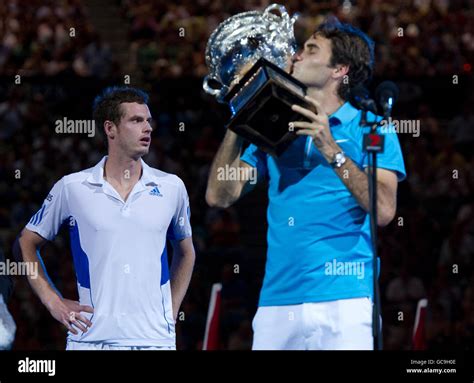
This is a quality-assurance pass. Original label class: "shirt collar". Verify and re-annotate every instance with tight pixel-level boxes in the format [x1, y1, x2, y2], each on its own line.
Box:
[328, 101, 359, 127]
[140, 159, 156, 186]
[86, 155, 155, 186]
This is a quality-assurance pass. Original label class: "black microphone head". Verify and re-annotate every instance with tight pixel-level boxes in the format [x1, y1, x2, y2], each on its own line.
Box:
[375, 81, 399, 105]
[348, 84, 377, 114]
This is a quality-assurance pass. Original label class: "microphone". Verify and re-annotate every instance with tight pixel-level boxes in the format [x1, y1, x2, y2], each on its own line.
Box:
[348, 84, 378, 115]
[375, 81, 399, 118]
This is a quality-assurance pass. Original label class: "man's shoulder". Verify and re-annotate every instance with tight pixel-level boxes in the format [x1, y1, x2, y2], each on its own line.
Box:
[144, 165, 185, 189]
[61, 167, 94, 186]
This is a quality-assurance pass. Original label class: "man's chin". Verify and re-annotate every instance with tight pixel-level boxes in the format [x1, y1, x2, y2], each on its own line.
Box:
[292, 73, 314, 88]
[292, 73, 307, 86]
[291, 68, 302, 80]
[134, 147, 149, 158]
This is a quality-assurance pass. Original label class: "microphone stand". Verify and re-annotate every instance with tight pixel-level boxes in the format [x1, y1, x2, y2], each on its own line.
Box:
[361, 109, 386, 351]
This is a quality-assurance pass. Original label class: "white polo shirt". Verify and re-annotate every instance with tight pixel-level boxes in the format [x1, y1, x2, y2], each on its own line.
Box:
[26, 156, 192, 347]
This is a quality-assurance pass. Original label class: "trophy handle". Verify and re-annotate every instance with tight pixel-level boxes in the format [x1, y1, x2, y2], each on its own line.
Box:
[263, 4, 299, 44]
[203, 75, 223, 98]
[290, 13, 300, 25]
[263, 4, 290, 24]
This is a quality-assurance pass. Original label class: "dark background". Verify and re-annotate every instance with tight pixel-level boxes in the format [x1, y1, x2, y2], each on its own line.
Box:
[0, 0, 473, 350]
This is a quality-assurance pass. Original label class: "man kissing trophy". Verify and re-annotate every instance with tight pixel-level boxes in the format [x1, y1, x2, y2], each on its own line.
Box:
[203, 4, 311, 156]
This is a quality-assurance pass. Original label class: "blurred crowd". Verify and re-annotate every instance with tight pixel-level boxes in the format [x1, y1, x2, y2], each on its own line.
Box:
[1, 0, 472, 79]
[0, 0, 116, 78]
[0, 0, 473, 350]
[119, 0, 473, 79]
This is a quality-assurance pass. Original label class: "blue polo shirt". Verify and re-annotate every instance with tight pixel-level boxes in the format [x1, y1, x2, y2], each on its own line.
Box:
[241, 102, 406, 306]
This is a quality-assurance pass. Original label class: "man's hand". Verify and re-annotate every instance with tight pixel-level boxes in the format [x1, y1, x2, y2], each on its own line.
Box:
[290, 95, 340, 162]
[46, 296, 93, 335]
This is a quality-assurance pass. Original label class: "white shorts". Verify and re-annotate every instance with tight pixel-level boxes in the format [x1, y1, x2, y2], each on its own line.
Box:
[66, 340, 175, 351]
[252, 297, 374, 350]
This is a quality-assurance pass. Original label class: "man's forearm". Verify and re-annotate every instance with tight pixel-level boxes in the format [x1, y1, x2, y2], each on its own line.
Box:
[206, 129, 244, 207]
[321, 143, 396, 225]
[170, 249, 195, 321]
[15, 238, 61, 310]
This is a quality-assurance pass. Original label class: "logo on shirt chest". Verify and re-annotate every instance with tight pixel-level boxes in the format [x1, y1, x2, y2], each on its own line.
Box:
[149, 186, 163, 197]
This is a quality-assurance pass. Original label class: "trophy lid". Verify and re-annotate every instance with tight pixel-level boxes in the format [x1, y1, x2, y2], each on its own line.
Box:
[203, 4, 298, 103]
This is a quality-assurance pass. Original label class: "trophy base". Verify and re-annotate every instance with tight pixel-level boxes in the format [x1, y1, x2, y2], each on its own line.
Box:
[225, 59, 312, 156]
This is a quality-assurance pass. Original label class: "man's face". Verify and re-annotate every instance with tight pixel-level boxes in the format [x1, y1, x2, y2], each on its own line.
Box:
[291, 34, 335, 88]
[111, 102, 153, 159]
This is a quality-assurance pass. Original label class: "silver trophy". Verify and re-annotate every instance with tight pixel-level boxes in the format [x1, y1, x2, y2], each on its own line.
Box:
[203, 4, 311, 155]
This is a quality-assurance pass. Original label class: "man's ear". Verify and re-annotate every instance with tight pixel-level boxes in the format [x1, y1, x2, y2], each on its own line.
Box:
[104, 120, 116, 140]
[332, 64, 349, 80]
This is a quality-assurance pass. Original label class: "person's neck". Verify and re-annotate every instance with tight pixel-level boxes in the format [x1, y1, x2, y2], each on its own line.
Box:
[104, 151, 142, 186]
[306, 87, 345, 116]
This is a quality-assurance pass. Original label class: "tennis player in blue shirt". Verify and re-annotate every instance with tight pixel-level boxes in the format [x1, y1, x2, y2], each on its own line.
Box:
[206, 19, 406, 350]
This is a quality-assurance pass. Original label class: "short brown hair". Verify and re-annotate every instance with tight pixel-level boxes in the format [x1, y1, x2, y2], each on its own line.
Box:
[92, 86, 149, 131]
[314, 18, 375, 100]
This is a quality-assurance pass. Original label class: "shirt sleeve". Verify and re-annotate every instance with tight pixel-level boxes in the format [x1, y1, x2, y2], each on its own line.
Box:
[167, 178, 192, 241]
[25, 177, 70, 241]
[240, 143, 268, 179]
[362, 126, 407, 182]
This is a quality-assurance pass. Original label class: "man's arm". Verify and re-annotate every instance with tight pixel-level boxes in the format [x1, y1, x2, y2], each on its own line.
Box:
[291, 95, 398, 227]
[321, 151, 398, 227]
[169, 237, 195, 321]
[14, 228, 93, 334]
[205, 130, 257, 208]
